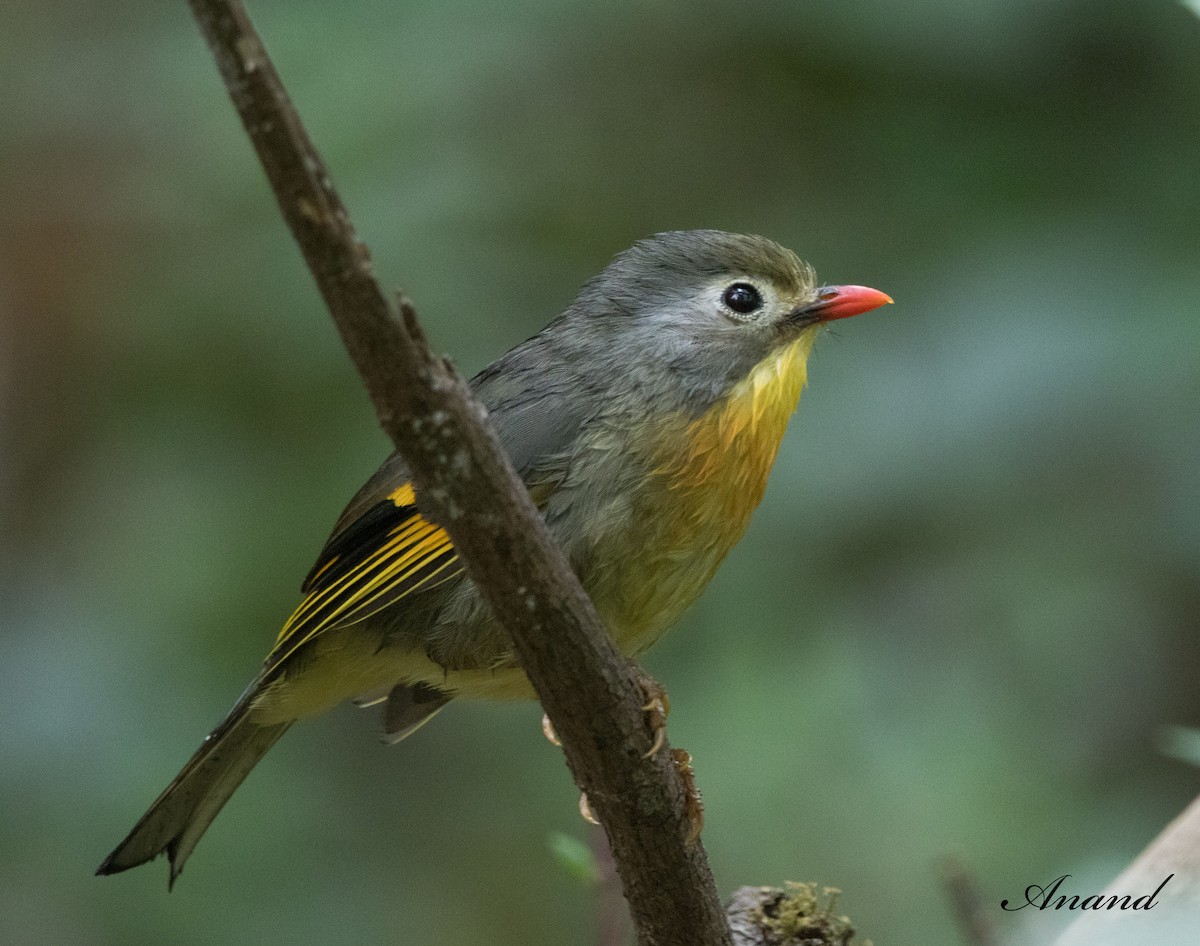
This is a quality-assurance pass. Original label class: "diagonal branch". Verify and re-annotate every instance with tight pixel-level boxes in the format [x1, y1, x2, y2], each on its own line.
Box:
[184, 2, 732, 944]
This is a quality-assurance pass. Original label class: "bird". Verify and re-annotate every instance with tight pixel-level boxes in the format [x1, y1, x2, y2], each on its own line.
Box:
[97, 229, 892, 886]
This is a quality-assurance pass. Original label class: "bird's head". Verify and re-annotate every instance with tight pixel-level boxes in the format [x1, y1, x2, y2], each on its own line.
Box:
[559, 230, 892, 414]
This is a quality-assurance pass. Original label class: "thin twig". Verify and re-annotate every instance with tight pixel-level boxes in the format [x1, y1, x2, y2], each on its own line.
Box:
[184, 2, 732, 944]
[940, 854, 1001, 946]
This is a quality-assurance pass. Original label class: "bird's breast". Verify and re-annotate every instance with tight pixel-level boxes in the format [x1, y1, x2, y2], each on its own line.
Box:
[589, 333, 816, 653]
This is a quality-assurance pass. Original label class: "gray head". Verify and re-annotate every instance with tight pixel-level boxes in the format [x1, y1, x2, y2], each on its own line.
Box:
[476, 231, 890, 424]
[544, 230, 885, 414]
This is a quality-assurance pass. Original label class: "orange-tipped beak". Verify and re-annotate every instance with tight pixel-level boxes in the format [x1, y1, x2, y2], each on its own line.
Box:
[804, 285, 894, 322]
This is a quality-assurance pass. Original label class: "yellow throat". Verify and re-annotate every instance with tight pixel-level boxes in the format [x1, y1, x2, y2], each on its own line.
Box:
[669, 330, 816, 504]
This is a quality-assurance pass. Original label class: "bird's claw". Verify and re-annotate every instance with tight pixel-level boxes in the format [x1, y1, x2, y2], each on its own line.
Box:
[578, 792, 600, 826]
[575, 750, 703, 838]
[634, 671, 671, 758]
[671, 748, 705, 843]
[547, 668, 695, 837]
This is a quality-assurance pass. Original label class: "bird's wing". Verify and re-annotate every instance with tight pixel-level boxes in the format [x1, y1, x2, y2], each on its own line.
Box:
[265, 480, 460, 671]
[266, 375, 589, 672]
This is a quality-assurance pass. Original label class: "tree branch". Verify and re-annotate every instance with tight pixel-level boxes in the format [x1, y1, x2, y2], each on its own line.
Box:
[940, 855, 1001, 946]
[185, 2, 731, 944]
[726, 884, 859, 946]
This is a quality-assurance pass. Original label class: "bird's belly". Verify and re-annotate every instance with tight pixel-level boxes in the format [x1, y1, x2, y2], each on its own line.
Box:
[585, 477, 761, 657]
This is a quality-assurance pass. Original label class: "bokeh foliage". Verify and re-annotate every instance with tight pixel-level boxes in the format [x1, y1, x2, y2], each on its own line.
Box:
[3, 0, 1200, 944]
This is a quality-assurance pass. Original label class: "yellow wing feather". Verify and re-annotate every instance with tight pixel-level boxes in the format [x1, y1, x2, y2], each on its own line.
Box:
[266, 485, 462, 671]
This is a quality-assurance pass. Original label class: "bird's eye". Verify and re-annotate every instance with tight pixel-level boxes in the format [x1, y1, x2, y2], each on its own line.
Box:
[722, 282, 763, 315]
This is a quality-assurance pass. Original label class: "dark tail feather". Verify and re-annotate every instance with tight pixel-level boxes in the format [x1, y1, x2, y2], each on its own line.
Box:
[97, 693, 290, 888]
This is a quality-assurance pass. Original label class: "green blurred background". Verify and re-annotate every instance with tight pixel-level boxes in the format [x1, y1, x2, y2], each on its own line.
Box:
[4, 0, 1200, 943]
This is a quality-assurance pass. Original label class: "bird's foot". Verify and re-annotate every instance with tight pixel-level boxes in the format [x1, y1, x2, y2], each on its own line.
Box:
[671, 748, 705, 843]
[630, 665, 671, 758]
[543, 665, 694, 837]
[628, 665, 703, 840]
[543, 666, 668, 756]
[578, 749, 703, 839]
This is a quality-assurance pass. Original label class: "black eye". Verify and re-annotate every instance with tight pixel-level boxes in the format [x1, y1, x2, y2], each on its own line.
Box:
[722, 282, 763, 315]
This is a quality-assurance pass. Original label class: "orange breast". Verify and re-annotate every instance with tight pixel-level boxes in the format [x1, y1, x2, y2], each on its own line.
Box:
[595, 333, 817, 653]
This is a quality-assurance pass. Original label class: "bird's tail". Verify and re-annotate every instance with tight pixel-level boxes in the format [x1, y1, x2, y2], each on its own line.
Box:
[97, 690, 290, 888]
